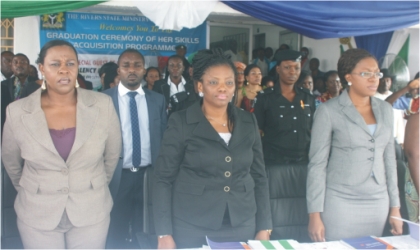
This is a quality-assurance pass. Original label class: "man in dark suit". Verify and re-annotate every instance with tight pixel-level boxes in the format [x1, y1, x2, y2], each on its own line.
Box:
[104, 49, 167, 249]
[1, 53, 39, 102]
[1, 53, 39, 132]
[1, 83, 12, 132]
[1, 51, 14, 81]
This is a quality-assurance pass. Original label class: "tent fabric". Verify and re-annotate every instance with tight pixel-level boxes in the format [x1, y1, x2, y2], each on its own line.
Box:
[355, 31, 394, 62]
[1, 1, 105, 18]
[222, 1, 419, 39]
[387, 29, 410, 56]
[397, 35, 410, 65]
[134, 0, 218, 31]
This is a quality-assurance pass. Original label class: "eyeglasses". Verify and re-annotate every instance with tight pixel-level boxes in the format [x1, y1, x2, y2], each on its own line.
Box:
[352, 72, 383, 79]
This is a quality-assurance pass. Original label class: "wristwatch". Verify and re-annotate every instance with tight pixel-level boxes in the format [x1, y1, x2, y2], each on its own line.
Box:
[158, 235, 168, 239]
[266, 229, 272, 235]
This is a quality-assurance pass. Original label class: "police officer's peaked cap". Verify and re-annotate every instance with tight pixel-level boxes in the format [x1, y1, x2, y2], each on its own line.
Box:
[274, 50, 302, 65]
[175, 44, 187, 50]
[380, 68, 396, 79]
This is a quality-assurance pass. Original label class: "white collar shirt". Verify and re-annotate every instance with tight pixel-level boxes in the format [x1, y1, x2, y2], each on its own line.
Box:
[168, 76, 186, 97]
[117, 83, 151, 168]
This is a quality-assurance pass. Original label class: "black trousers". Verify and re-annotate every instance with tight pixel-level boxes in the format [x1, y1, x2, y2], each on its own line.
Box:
[173, 216, 256, 249]
[106, 167, 148, 249]
[265, 155, 309, 165]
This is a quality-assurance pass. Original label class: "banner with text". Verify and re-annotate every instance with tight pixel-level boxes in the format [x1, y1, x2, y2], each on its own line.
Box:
[40, 12, 207, 88]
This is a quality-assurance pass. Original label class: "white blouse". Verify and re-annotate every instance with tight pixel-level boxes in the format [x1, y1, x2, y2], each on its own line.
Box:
[218, 132, 232, 145]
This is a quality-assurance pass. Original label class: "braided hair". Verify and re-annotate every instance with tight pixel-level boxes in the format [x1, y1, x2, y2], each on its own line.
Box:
[192, 48, 237, 132]
[337, 48, 376, 87]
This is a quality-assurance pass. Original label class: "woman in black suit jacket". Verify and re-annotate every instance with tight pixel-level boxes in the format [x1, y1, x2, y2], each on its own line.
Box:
[153, 49, 272, 249]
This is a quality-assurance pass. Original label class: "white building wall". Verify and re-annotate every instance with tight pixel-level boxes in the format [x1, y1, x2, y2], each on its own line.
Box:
[252, 24, 286, 50]
[301, 36, 357, 72]
[14, 16, 40, 67]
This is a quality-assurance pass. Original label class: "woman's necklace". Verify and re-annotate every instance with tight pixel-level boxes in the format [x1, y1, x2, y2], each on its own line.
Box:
[203, 109, 227, 127]
[206, 116, 227, 127]
[203, 107, 228, 127]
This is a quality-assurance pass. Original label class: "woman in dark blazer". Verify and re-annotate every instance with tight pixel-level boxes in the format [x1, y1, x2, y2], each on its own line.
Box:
[306, 49, 403, 241]
[153, 49, 272, 249]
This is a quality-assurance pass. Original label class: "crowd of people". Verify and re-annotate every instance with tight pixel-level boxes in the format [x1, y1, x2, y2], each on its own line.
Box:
[0, 39, 419, 249]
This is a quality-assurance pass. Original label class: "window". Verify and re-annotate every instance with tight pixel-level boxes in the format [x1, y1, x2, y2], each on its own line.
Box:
[1, 18, 14, 52]
[209, 24, 251, 64]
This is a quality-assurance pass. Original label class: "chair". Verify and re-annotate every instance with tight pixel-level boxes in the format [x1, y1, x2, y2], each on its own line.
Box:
[266, 162, 311, 242]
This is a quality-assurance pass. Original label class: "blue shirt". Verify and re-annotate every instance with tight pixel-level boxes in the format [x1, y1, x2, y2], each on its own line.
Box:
[367, 124, 377, 136]
[392, 95, 411, 110]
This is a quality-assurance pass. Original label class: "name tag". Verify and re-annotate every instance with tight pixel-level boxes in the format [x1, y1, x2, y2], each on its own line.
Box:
[279, 106, 285, 108]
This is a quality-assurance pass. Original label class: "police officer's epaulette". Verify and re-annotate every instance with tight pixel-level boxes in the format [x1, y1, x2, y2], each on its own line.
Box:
[298, 86, 312, 95]
[170, 91, 189, 103]
[259, 87, 274, 95]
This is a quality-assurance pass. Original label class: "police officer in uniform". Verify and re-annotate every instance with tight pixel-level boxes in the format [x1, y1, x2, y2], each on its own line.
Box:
[169, 52, 202, 115]
[254, 50, 315, 164]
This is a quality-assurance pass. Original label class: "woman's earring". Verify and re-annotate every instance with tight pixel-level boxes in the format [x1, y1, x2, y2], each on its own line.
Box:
[41, 76, 46, 90]
[199, 92, 203, 97]
[75, 80, 80, 88]
[348, 81, 352, 86]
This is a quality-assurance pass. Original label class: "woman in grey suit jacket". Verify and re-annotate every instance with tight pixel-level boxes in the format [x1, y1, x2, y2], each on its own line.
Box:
[1, 40, 122, 249]
[153, 50, 272, 249]
[306, 49, 403, 241]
